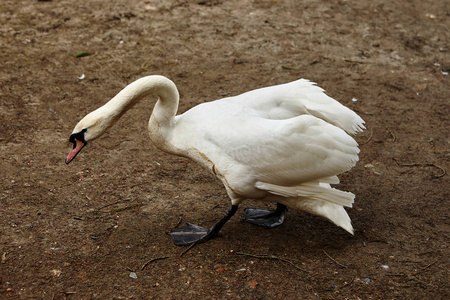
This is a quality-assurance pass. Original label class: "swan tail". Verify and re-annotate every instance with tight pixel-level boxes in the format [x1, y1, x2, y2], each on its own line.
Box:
[277, 197, 354, 234]
[255, 181, 355, 208]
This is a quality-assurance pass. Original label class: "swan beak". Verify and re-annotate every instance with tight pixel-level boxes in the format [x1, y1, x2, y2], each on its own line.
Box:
[65, 138, 86, 164]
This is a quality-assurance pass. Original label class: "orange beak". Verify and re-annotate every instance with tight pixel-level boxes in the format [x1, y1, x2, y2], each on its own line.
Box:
[65, 138, 86, 164]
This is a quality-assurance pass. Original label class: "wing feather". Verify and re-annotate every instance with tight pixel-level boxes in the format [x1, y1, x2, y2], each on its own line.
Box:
[233, 79, 365, 135]
[204, 114, 359, 186]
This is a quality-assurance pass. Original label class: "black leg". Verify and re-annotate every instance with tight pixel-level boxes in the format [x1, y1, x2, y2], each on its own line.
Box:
[243, 203, 287, 229]
[167, 205, 238, 246]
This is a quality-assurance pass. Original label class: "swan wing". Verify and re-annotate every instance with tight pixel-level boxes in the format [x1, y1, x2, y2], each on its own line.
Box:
[231, 79, 365, 135]
[203, 113, 360, 187]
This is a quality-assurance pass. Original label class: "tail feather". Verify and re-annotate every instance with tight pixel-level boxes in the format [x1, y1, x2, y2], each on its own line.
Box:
[278, 197, 354, 234]
[256, 180, 355, 234]
[255, 181, 355, 208]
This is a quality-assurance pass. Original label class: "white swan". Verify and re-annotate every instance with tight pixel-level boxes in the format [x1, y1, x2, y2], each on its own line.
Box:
[66, 75, 365, 245]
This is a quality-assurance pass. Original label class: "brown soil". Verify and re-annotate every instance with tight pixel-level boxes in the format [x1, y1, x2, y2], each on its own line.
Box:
[1, 0, 449, 299]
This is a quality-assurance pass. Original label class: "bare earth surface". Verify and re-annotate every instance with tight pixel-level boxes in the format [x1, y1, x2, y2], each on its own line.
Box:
[1, 0, 449, 298]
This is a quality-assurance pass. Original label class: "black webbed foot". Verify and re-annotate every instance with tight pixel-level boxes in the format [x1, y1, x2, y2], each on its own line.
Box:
[167, 223, 209, 246]
[167, 205, 238, 246]
[243, 203, 287, 229]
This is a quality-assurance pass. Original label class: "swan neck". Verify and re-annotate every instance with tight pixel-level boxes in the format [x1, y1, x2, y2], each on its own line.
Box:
[109, 75, 179, 124]
[74, 76, 179, 143]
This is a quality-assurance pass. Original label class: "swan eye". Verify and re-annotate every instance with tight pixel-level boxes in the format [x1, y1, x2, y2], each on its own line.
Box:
[69, 128, 87, 144]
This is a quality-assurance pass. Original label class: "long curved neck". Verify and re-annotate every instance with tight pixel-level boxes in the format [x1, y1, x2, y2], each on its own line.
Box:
[104, 75, 179, 128]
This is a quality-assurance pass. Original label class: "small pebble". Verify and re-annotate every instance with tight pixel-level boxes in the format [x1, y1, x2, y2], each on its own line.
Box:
[362, 278, 371, 283]
[129, 272, 138, 279]
[381, 265, 389, 270]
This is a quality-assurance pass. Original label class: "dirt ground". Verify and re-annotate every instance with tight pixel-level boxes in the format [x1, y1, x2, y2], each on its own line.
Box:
[0, 0, 449, 298]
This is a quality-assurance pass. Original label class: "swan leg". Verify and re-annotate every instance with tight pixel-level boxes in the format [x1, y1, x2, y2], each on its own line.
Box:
[167, 205, 238, 246]
[243, 203, 287, 229]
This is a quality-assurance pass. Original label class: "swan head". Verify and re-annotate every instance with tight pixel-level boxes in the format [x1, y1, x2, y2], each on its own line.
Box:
[65, 110, 110, 164]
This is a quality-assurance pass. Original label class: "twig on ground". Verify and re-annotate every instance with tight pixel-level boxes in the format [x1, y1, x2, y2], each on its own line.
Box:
[386, 127, 396, 142]
[344, 58, 367, 64]
[340, 277, 355, 288]
[421, 261, 438, 270]
[109, 204, 140, 213]
[414, 260, 438, 274]
[322, 250, 348, 268]
[233, 252, 308, 272]
[96, 201, 121, 211]
[393, 159, 446, 178]
[141, 256, 169, 270]
[360, 128, 373, 145]
[129, 183, 147, 189]
[179, 243, 197, 257]
[174, 217, 182, 229]
[210, 204, 220, 211]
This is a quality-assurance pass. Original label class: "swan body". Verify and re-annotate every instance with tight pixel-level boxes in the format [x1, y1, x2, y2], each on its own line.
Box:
[66, 75, 364, 244]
